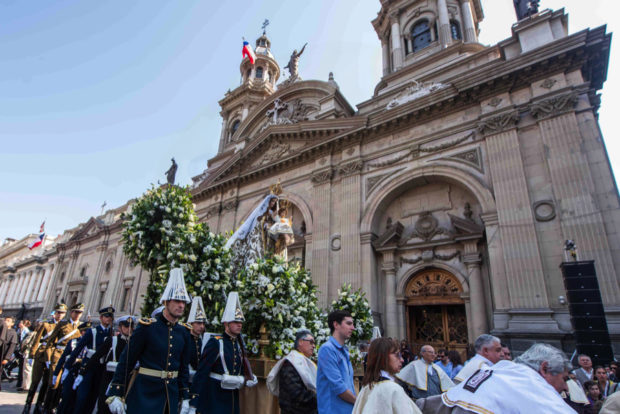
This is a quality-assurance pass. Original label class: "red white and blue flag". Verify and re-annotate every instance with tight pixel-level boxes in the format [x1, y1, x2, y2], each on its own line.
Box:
[28, 221, 45, 250]
[242, 40, 256, 64]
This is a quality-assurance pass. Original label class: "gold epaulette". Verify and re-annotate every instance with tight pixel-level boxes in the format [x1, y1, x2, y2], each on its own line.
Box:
[139, 317, 155, 325]
[183, 323, 192, 330]
[213, 335, 223, 340]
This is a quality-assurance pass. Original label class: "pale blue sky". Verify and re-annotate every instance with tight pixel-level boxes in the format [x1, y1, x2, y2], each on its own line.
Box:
[2, 0, 619, 240]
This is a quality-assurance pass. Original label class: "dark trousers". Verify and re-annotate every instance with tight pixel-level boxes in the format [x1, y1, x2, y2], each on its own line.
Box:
[57, 372, 77, 414]
[72, 370, 99, 414]
[26, 359, 49, 405]
[17, 356, 24, 386]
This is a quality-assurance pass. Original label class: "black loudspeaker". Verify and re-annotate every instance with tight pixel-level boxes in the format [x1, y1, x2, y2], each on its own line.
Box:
[560, 260, 614, 366]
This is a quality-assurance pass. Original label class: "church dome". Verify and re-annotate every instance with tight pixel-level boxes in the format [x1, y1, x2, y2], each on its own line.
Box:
[255, 33, 274, 59]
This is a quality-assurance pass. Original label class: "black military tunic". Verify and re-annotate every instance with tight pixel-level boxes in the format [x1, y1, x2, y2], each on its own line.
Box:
[188, 331, 202, 371]
[108, 312, 192, 414]
[190, 332, 244, 414]
[81, 334, 129, 414]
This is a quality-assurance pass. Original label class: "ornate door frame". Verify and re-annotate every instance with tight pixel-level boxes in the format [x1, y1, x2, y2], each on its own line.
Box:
[404, 268, 469, 355]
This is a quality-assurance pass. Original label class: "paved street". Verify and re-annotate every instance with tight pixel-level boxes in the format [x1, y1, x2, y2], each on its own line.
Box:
[0, 380, 28, 414]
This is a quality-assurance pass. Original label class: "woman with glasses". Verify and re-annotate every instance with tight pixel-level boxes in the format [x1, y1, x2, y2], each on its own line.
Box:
[352, 338, 422, 414]
[267, 329, 318, 414]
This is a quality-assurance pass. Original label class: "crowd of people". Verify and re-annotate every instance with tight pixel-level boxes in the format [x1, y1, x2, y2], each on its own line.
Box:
[1, 268, 619, 414]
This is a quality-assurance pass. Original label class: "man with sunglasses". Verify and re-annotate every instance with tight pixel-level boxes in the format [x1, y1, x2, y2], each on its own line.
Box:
[267, 329, 318, 414]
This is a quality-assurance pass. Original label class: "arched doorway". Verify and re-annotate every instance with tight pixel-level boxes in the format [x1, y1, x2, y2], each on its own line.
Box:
[405, 268, 468, 358]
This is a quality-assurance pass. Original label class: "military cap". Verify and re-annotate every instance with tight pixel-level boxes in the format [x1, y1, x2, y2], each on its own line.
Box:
[70, 303, 85, 312]
[116, 315, 135, 326]
[99, 306, 115, 317]
[78, 321, 92, 331]
[54, 303, 68, 312]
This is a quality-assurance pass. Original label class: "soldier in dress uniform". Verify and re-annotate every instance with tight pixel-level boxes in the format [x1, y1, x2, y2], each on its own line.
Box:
[51, 322, 92, 414]
[186, 297, 207, 371]
[67, 306, 114, 414]
[106, 268, 193, 414]
[41, 303, 85, 413]
[80, 315, 135, 414]
[186, 292, 258, 414]
[23, 304, 67, 414]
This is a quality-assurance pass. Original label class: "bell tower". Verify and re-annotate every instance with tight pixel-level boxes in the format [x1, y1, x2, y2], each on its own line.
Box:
[372, 0, 484, 75]
[217, 30, 281, 153]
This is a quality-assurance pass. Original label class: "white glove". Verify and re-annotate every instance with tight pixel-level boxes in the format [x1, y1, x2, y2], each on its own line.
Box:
[179, 400, 192, 414]
[73, 374, 83, 390]
[107, 397, 126, 414]
[246, 374, 258, 388]
[61, 369, 70, 383]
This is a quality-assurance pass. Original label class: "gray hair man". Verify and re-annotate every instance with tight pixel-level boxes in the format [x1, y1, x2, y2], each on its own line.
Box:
[453, 334, 502, 384]
[416, 343, 575, 414]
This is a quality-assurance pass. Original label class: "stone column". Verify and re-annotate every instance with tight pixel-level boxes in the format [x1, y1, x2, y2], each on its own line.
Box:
[460, 0, 477, 43]
[463, 242, 488, 337]
[338, 160, 362, 290]
[381, 250, 399, 338]
[311, 169, 333, 307]
[0, 279, 8, 304]
[389, 13, 403, 70]
[530, 94, 620, 304]
[437, 0, 452, 48]
[35, 267, 51, 302]
[360, 233, 377, 309]
[14, 275, 26, 304]
[480, 110, 549, 309]
[23, 270, 37, 303]
[381, 40, 390, 75]
[397, 297, 407, 340]
[5, 277, 16, 304]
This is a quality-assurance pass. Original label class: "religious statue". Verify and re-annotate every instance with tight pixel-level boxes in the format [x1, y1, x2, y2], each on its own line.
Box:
[165, 158, 178, 185]
[284, 43, 307, 81]
[513, 0, 540, 21]
[225, 181, 295, 276]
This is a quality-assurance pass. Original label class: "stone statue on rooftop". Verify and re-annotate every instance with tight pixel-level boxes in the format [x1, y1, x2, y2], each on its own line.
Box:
[284, 43, 307, 81]
[513, 0, 540, 21]
[165, 158, 178, 185]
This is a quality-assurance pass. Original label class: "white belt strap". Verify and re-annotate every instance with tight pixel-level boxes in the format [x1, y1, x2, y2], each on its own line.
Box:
[58, 329, 79, 344]
[210, 372, 224, 380]
[91, 328, 97, 352]
[218, 339, 229, 375]
[112, 336, 117, 362]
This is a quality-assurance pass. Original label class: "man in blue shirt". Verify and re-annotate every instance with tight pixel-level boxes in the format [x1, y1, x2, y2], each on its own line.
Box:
[317, 310, 356, 414]
[435, 349, 453, 377]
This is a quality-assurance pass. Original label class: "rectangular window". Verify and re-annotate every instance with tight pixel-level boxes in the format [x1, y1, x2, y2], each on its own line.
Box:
[121, 287, 131, 312]
[98, 290, 105, 310]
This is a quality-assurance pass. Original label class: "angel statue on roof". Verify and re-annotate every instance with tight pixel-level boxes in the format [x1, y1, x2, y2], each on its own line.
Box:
[225, 180, 296, 277]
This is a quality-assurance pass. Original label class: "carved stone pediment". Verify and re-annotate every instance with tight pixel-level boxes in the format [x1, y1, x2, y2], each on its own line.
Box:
[373, 221, 404, 249]
[260, 98, 319, 132]
[70, 218, 104, 242]
[449, 213, 483, 236]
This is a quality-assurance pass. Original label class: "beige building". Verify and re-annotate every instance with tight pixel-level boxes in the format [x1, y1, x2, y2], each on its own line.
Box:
[2, 0, 619, 356]
[190, 1, 620, 355]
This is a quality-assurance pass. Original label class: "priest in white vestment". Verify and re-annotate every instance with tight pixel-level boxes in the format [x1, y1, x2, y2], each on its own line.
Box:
[453, 334, 502, 384]
[352, 338, 421, 414]
[415, 343, 577, 414]
[396, 345, 454, 399]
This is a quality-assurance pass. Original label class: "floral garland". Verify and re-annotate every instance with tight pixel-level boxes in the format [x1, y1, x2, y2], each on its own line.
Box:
[237, 257, 330, 360]
[330, 283, 374, 363]
[121, 185, 232, 323]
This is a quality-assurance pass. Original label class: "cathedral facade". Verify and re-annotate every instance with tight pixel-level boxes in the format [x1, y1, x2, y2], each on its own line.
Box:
[1, 0, 619, 356]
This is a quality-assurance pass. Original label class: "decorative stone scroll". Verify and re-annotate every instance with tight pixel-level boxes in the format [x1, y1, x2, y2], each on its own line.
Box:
[205, 205, 220, 219]
[533, 200, 556, 222]
[419, 131, 475, 153]
[311, 169, 333, 185]
[446, 147, 483, 172]
[400, 249, 460, 267]
[221, 200, 238, 212]
[258, 139, 291, 165]
[338, 160, 363, 177]
[529, 91, 579, 121]
[477, 111, 519, 135]
[386, 81, 450, 110]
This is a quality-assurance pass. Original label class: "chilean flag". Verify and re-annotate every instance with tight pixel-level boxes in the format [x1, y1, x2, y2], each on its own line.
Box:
[28, 221, 45, 250]
[242, 40, 256, 64]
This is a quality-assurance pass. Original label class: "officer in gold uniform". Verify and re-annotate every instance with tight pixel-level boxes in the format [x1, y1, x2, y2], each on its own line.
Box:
[41, 303, 84, 413]
[23, 303, 67, 414]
